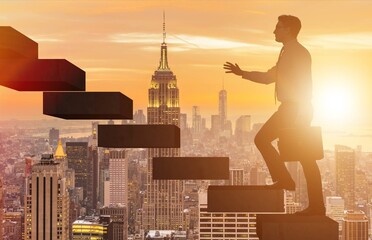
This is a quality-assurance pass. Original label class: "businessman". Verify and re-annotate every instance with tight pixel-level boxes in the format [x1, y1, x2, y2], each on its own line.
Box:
[224, 15, 325, 215]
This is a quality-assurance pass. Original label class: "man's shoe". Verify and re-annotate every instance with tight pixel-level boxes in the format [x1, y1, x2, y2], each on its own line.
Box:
[295, 207, 325, 216]
[268, 181, 295, 191]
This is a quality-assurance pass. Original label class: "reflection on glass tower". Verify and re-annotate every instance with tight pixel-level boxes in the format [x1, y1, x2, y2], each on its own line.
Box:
[142, 13, 184, 231]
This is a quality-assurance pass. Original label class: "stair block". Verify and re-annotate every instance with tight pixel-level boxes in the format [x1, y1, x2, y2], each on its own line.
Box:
[152, 157, 229, 180]
[1, 59, 85, 91]
[0, 26, 38, 59]
[43, 92, 132, 119]
[207, 185, 284, 212]
[256, 214, 338, 240]
[98, 124, 180, 148]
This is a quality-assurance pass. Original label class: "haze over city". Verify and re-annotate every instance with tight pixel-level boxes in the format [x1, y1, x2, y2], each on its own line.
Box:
[1, 1, 372, 150]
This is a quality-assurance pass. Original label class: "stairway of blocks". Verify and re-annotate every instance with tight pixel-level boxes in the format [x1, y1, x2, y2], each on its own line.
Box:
[0, 26, 339, 240]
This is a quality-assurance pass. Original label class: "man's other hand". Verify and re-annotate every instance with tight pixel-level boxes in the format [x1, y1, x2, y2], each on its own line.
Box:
[224, 62, 243, 76]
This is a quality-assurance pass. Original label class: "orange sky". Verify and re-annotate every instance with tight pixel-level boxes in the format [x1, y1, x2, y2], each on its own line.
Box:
[1, 1, 372, 133]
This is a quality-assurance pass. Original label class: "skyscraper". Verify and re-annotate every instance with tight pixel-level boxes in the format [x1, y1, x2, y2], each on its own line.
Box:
[326, 196, 345, 238]
[0, 178, 3, 240]
[192, 106, 202, 139]
[100, 205, 127, 240]
[108, 150, 128, 206]
[24, 154, 69, 240]
[335, 145, 355, 210]
[143, 13, 184, 230]
[229, 168, 244, 185]
[219, 88, 227, 129]
[235, 115, 251, 145]
[49, 128, 59, 149]
[342, 210, 368, 240]
[134, 109, 146, 124]
[66, 142, 93, 211]
[198, 190, 258, 240]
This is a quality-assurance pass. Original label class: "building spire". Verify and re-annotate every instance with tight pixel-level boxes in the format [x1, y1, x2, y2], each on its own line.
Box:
[163, 10, 166, 44]
[158, 11, 170, 71]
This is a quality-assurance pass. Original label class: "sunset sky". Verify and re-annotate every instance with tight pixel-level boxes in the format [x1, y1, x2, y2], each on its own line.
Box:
[1, 1, 372, 148]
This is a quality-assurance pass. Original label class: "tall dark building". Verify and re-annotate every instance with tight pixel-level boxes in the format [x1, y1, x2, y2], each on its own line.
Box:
[0, 178, 3, 240]
[134, 109, 146, 124]
[335, 145, 355, 210]
[100, 205, 127, 240]
[48, 128, 59, 148]
[142, 13, 184, 230]
[66, 142, 93, 211]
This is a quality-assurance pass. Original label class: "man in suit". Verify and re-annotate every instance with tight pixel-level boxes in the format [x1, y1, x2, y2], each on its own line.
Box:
[224, 15, 325, 215]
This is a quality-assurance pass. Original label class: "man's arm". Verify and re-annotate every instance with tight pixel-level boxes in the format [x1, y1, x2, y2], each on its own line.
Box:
[224, 62, 276, 84]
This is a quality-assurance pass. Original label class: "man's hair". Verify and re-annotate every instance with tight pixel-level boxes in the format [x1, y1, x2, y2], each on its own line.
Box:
[278, 15, 301, 37]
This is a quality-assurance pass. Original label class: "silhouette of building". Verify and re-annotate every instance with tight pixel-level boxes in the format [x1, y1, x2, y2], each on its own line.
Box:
[326, 196, 345, 238]
[198, 190, 258, 240]
[142, 13, 184, 230]
[66, 142, 93, 211]
[108, 150, 128, 207]
[235, 115, 251, 145]
[211, 114, 220, 139]
[229, 168, 244, 185]
[100, 205, 127, 240]
[192, 106, 202, 140]
[335, 145, 355, 210]
[48, 128, 59, 149]
[219, 88, 227, 129]
[342, 210, 368, 240]
[99, 150, 110, 206]
[0, 178, 3, 240]
[179, 113, 188, 130]
[24, 154, 69, 240]
[134, 109, 146, 124]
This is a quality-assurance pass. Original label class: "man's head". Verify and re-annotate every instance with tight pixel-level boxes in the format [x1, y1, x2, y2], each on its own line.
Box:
[274, 15, 301, 43]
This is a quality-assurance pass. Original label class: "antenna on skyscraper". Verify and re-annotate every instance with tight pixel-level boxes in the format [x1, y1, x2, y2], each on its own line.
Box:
[163, 10, 166, 44]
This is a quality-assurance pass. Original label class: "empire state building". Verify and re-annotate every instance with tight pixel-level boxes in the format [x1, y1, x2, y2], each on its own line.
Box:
[142, 14, 184, 230]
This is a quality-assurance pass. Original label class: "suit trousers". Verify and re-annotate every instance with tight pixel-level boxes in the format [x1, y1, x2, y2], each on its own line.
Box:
[254, 102, 324, 208]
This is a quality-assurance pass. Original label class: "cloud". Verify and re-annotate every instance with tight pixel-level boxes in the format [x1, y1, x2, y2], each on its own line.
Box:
[29, 35, 63, 43]
[85, 67, 149, 74]
[304, 32, 372, 50]
[109, 32, 276, 52]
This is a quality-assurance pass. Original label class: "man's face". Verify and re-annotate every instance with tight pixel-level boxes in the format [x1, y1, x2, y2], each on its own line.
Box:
[273, 21, 290, 43]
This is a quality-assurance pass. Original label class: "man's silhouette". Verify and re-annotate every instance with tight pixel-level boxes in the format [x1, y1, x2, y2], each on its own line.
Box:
[224, 15, 325, 215]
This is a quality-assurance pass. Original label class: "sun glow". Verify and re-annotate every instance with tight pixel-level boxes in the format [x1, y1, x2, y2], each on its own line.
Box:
[313, 79, 357, 126]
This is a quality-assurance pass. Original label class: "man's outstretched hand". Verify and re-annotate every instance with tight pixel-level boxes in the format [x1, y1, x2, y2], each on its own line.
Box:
[224, 62, 243, 76]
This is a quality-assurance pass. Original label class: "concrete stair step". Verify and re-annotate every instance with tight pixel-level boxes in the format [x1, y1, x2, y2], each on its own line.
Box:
[98, 124, 180, 148]
[256, 214, 338, 240]
[0, 26, 38, 59]
[43, 92, 132, 119]
[0, 59, 85, 91]
[152, 157, 229, 180]
[207, 185, 284, 212]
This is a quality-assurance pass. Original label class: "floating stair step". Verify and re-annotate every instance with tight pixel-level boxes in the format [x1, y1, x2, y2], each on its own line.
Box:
[207, 185, 284, 212]
[256, 214, 338, 240]
[98, 124, 180, 148]
[0, 26, 38, 59]
[0, 59, 85, 91]
[43, 92, 132, 119]
[152, 157, 229, 180]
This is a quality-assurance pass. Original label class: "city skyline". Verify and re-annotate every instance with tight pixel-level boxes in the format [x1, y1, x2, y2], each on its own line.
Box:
[0, 1, 372, 130]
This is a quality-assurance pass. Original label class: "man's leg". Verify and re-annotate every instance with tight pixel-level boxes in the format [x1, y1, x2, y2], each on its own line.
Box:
[254, 109, 294, 186]
[298, 159, 325, 215]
